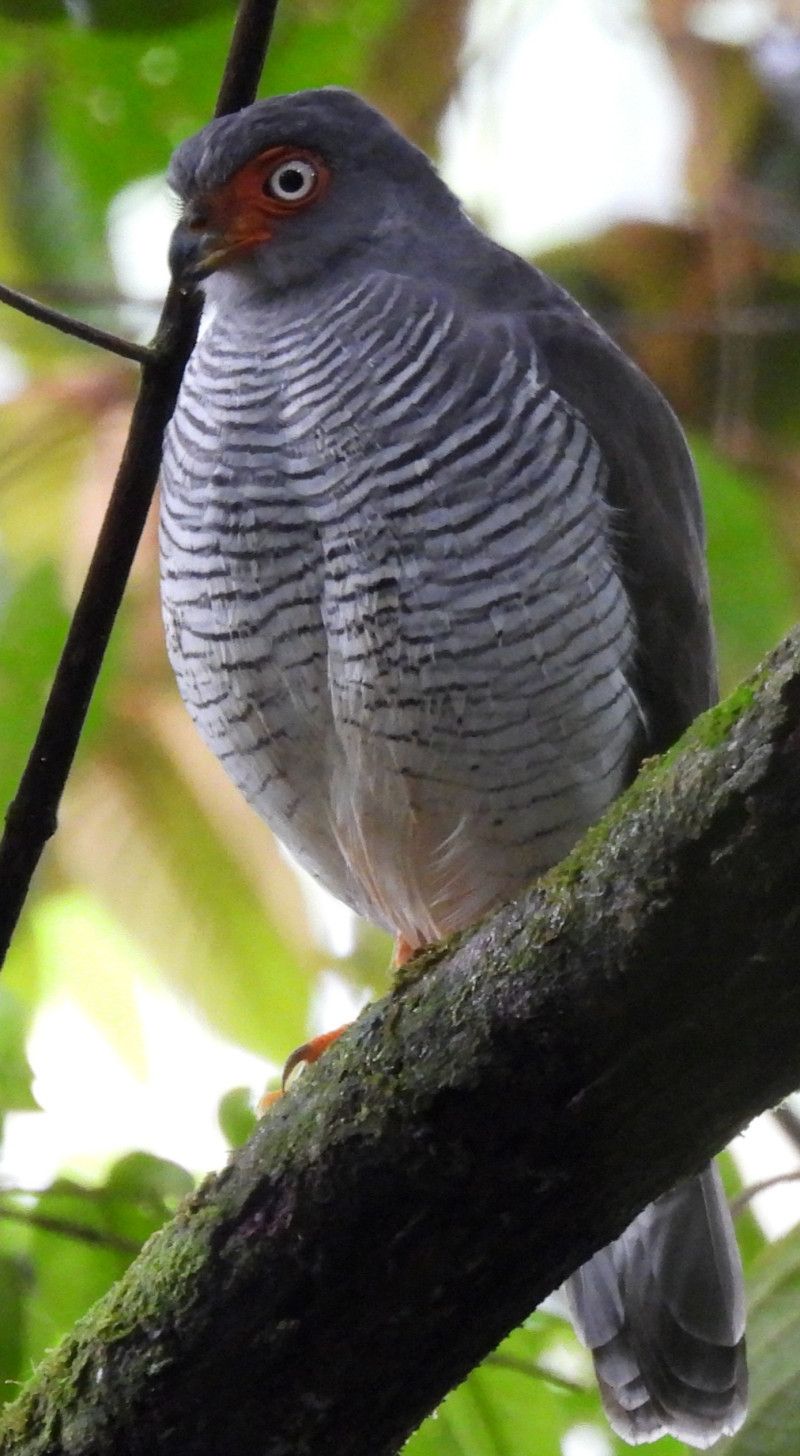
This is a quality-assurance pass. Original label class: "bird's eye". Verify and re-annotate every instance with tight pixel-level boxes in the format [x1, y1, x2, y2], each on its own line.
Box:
[265, 158, 319, 203]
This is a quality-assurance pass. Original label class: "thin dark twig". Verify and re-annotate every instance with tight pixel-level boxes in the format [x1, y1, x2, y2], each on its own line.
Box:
[0, 0, 281, 965]
[0, 1204, 141, 1255]
[486, 1352, 589, 1396]
[774, 1103, 800, 1153]
[14, 284, 800, 342]
[0, 280, 154, 365]
[0, 1182, 188, 1210]
[730, 1169, 800, 1218]
[214, 0, 278, 117]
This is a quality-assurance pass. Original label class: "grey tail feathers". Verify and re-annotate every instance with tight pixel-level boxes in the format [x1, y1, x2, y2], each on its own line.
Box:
[566, 1162, 747, 1447]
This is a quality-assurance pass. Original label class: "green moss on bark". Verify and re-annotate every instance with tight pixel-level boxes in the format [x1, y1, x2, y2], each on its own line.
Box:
[2, 628, 800, 1456]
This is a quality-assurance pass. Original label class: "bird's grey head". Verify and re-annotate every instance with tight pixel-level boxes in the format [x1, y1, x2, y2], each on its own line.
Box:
[167, 87, 461, 299]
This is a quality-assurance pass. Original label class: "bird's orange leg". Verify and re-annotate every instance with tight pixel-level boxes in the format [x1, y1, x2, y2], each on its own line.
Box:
[258, 1025, 350, 1113]
[259, 933, 417, 1112]
[281, 1023, 350, 1086]
[394, 934, 416, 967]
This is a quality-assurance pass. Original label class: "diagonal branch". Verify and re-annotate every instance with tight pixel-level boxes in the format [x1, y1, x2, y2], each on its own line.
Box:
[1, 629, 799, 1456]
[0, 0, 281, 965]
[773, 1101, 800, 1152]
[0, 1205, 141, 1256]
[0, 281, 154, 364]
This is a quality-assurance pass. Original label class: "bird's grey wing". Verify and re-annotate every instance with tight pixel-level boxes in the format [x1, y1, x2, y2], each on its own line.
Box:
[566, 1166, 747, 1446]
[473, 270, 747, 1440]
[516, 294, 745, 1445]
[530, 299, 717, 751]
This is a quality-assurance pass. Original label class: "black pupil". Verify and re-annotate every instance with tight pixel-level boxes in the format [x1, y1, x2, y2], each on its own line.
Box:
[276, 166, 307, 195]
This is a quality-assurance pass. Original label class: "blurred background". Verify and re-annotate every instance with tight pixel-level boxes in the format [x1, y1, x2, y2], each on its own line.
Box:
[1, 1, 800, 1452]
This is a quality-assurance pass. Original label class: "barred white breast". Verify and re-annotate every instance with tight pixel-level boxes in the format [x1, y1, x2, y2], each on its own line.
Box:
[160, 269, 641, 948]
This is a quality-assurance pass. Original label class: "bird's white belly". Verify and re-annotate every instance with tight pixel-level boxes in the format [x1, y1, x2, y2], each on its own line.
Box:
[160, 280, 641, 949]
[162, 532, 639, 952]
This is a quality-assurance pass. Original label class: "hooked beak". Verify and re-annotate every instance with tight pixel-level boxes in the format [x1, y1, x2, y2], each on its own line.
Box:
[169, 201, 271, 289]
[168, 222, 216, 288]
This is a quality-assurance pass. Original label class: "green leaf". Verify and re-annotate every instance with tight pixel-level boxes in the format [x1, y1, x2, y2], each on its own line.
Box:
[266, 0, 407, 96]
[0, 560, 70, 820]
[6, 72, 109, 283]
[717, 1149, 769, 1272]
[64, 719, 317, 1060]
[14, 1155, 193, 1376]
[31, 892, 150, 1076]
[0, 0, 408, 259]
[40, 17, 233, 235]
[720, 1225, 800, 1456]
[218, 1086, 257, 1149]
[0, 1253, 30, 1400]
[0, 554, 120, 815]
[105, 1150, 194, 1209]
[692, 437, 797, 690]
[749, 277, 800, 448]
[406, 1317, 599, 1456]
[23, 1179, 138, 1365]
[0, 985, 38, 1114]
[0, 2, 233, 30]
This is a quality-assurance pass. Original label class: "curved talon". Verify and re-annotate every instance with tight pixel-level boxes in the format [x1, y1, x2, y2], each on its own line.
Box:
[262, 940, 412, 1112]
[281, 1023, 351, 1090]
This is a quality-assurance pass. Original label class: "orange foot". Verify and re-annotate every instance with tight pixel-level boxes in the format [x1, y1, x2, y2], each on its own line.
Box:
[258, 1024, 350, 1113]
[258, 933, 423, 1114]
[281, 1023, 350, 1087]
[394, 934, 417, 967]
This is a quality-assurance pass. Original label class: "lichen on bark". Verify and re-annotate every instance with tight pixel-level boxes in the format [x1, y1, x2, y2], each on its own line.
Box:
[2, 627, 800, 1456]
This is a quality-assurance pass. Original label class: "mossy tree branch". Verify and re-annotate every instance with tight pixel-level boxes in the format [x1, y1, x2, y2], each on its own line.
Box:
[2, 629, 800, 1456]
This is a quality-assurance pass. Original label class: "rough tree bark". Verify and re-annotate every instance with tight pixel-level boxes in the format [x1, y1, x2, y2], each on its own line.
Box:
[0, 628, 798, 1456]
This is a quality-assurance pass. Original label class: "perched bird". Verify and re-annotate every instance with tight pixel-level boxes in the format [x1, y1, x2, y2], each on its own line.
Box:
[160, 88, 746, 1446]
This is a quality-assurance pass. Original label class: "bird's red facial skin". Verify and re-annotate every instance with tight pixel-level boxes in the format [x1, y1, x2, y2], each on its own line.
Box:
[192, 146, 329, 265]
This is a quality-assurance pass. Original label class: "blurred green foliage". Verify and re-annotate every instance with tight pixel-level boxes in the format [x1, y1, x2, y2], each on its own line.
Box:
[217, 1084, 257, 1147]
[696, 437, 797, 688]
[0, 985, 38, 1122]
[721, 1221, 800, 1456]
[0, 0, 407, 269]
[0, 1151, 194, 1387]
[0, 2, 234, 26]
[0, 563, 70, 813]
[0, 0, 798, 1451]
[407, 1318, 604, 1456]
